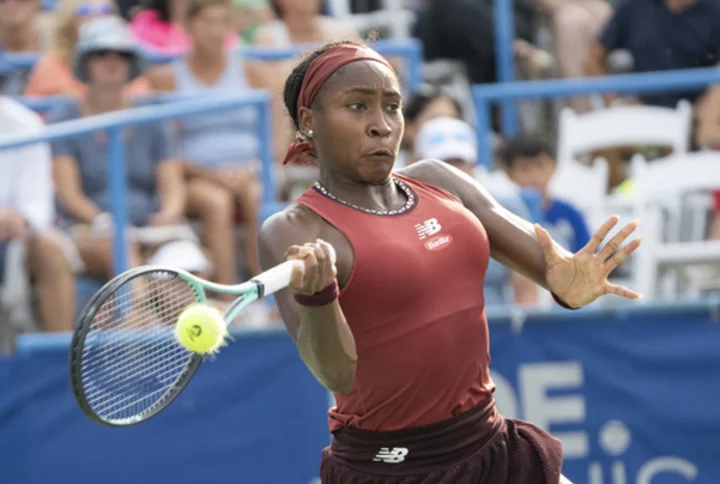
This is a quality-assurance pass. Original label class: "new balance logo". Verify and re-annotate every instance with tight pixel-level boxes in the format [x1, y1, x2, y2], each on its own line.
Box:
[373, 447, 409, 464]
[415, 218, 441, 240]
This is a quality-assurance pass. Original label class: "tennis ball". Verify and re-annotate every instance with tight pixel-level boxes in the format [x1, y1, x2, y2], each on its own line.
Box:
[175, 304, 228, 355]
[617, 179, 636, 195]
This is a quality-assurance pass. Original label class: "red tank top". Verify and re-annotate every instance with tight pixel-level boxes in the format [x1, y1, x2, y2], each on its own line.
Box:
[296, 174, 495, 432]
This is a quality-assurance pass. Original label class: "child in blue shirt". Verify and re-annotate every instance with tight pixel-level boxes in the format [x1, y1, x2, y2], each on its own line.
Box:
[501, 133, 591, 253]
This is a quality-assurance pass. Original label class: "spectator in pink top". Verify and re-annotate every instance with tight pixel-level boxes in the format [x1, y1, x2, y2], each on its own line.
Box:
[24, 0, 150, 97]
[130, 0, 237, 55]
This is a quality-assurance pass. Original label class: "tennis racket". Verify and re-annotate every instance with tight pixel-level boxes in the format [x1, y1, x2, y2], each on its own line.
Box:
[69, 244, 336, 427]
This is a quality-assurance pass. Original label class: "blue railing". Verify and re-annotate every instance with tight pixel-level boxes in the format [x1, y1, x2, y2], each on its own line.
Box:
[5, 39, 424, 94]
[0, 39, 423, 282]
[0, 92, 273, 276]
[493, 0, 518, 134]
[472, 66, 720, 168]
[11, 297, 720, 354]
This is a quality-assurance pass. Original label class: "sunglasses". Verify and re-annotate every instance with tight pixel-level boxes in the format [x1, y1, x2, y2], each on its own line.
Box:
[75, 3, 113, 16]
[87, 49, 133, 60]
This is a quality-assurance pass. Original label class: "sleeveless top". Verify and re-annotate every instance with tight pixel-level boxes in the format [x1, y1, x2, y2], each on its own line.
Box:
[171, 54, 259, 168]
[296, 174, 495, 432]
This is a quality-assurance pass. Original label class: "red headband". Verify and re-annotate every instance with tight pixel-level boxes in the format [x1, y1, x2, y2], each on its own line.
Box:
[282, 43, 395, 165]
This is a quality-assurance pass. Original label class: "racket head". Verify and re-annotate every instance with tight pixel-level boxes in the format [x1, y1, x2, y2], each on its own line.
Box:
[69, 266, 208, 427]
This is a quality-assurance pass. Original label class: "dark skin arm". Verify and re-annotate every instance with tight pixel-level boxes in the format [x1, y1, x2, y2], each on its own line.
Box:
[260, 160, 640, 392]
[401, 159, 642, 307]
[260, 160, 553, 394]
[401, 159, 563, 291]
[258, 206, 357, 393]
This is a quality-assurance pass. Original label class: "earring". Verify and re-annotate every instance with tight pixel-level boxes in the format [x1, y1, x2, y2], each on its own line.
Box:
[306, 130, 314, 139]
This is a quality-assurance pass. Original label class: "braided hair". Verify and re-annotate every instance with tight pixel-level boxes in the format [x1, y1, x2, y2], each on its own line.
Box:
[282, 40, 355, 132]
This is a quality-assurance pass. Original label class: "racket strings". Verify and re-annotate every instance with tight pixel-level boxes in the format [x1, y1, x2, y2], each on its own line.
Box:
[79, 272, 200, 423]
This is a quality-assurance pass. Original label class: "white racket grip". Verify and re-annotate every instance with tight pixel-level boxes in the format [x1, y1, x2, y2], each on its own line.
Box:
[253, 244, 337, 297]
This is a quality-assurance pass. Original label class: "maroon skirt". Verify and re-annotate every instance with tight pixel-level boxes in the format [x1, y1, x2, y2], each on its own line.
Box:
[320, 399, 563, 484]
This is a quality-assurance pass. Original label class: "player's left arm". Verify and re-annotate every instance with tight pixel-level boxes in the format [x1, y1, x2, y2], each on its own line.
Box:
[402, 159, 572, 291]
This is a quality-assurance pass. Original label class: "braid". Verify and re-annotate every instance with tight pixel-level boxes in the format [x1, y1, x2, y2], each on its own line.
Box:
[283, 40, 356, 130]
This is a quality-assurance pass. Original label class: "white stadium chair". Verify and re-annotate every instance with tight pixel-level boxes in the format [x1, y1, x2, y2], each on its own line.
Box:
[549, 156, 610, 231]
[551, 101, 694, 302]
[556, 101, 692, 167]
[630, 152, 720, 299]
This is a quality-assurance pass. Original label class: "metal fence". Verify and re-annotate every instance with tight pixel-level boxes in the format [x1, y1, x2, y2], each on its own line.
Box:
[0, 92, 272, 275]
[0, 39, 424, 275]
[473, 66, 720, 168]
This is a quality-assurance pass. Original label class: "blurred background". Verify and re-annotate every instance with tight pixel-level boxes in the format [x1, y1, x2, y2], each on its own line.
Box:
[1, 0, 720, 482]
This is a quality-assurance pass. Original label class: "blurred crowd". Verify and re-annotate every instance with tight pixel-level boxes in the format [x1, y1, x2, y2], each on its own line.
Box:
[0, 0, 719, 339]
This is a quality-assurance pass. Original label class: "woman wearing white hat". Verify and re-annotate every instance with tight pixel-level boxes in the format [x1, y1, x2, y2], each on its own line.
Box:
[48, 16, 210, 282]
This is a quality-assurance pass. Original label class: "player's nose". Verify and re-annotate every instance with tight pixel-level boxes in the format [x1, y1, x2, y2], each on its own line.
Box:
[367, 112, 393, 138]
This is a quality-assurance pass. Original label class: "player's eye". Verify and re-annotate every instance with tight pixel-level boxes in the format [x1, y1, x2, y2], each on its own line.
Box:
[387, 103, 401, 113]
[348, 102, 366, 111]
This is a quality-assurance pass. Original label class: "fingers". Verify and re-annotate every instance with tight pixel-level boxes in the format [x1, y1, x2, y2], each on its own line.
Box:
[289, 259, 305, 290]
[284, 245, 313, 291]
[583, 215, 620, 255]
[534, 224, 560, 265]
[596, 218, 639, 261]
[308, 243, 326, 292]
[284, 239, 336, 295]
[605, 281, 642, 300]
[604, 236, 643, 274]
[316, 239, 338, 278]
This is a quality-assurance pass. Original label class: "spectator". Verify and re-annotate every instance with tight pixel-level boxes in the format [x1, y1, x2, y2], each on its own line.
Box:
[536, 0, 612, 112]
[412, 0, 547, 85]
[252, 0, 359, 47]
[0, 82, 76, 332]
[0, 0, 44, 95]
[414, 117, 538, 307]
[147, 0, 265, 279]
[401, 86, 464, 166]
[251, 0, 360, 122]
[0, 0, 43, 52]
[585, 0, 720, 108]
[48, 17, 208, 281]
[232, 0, 275, 44]
[130, 0, 238, 54]
[501, 133, 591, 253]
[696, 64, 720, 148]
[696, 82, 720, 241]
[25, 0, 150, 96]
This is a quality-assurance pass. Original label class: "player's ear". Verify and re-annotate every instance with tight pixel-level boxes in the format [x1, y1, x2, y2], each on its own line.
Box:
[297, 106, 314, 139]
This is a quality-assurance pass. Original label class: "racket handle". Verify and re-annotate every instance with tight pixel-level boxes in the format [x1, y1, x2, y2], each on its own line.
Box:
[253, 244, 337, 297]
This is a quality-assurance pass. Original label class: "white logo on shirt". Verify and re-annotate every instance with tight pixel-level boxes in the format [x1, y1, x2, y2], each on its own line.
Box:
[415, 218, 441, 240]
[373, 447, 409, 463]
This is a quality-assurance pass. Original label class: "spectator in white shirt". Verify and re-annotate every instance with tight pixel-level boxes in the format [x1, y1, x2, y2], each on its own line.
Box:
[0, 93, 76, 332]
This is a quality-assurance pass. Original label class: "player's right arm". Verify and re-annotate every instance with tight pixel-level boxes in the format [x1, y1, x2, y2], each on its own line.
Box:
[258, 206, 357, 394]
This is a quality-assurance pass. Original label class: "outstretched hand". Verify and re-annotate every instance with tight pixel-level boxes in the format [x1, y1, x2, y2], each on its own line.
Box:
[534, 216, 643, 309]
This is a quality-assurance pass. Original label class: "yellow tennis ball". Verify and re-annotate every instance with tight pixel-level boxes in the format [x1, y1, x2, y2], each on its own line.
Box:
[617, 178, 636, 195]
[175, 304, 228, 354]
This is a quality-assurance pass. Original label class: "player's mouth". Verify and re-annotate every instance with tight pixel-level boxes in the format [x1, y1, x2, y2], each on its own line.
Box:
[365, 149, 394, 159]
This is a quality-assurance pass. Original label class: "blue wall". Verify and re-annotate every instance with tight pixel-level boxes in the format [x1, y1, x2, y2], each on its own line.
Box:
[2, 304, 719, 484]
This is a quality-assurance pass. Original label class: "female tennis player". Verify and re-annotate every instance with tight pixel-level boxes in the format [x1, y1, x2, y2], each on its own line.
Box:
[259, 41, 642, 484]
